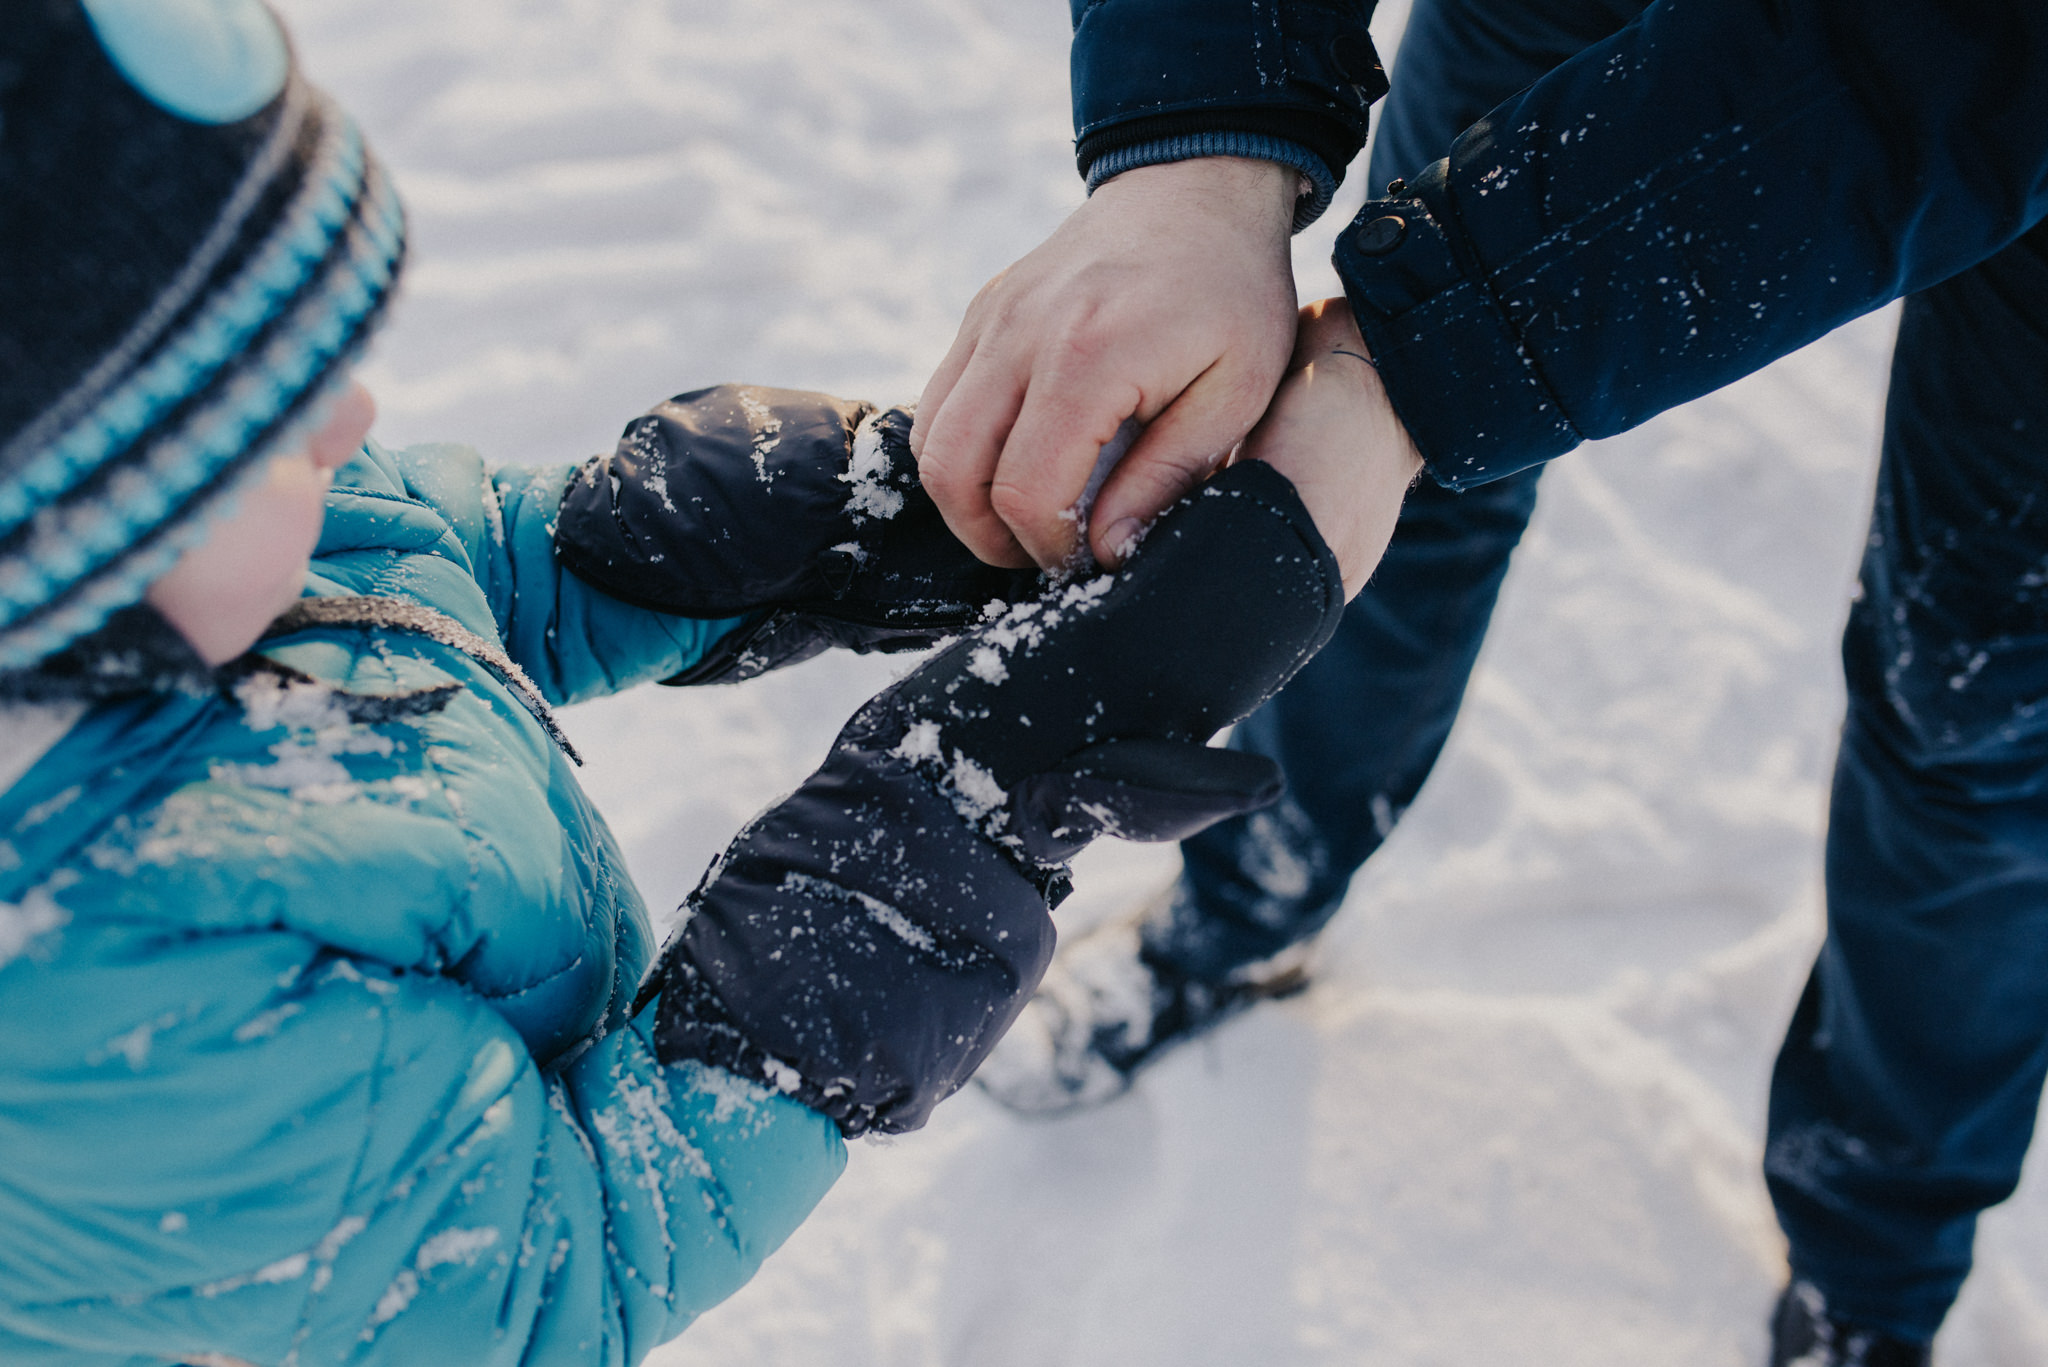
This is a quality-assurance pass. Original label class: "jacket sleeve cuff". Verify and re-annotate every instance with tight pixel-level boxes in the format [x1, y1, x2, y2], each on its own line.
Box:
[1084, 133, 1336, 231]
[1333, 170, 1583, 490]
[1069, 0, 1384, 223]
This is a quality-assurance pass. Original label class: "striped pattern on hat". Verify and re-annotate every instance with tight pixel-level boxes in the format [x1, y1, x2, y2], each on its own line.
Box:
[0, 3, 406, 669]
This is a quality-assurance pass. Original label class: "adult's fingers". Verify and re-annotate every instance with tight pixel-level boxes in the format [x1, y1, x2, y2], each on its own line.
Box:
[1084, 355, 1283, 565]
[910, 334, 973, 462]
[915, 158, 1300, 570]
[914, 341, 1038, 568]
[987, 361, 1149, 570]
[910, 270, 1006, 461]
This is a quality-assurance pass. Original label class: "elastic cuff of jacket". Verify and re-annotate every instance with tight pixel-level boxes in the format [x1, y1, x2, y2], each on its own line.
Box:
[1332, 176, 1582, 490]
[1076, 106, 1364, 230]
[1085, 133, 1336, 232]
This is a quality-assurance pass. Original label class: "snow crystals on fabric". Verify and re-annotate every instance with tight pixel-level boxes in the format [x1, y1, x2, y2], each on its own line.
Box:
[890, 717, 1011, 828]
[224, 672, 393, 803]
[415, 1226, 500, 1271]
[366, 1270, 419, 1330]
[841, 409, 906, 522]
[945, 752, 1006, 823]
[757, 1055, 803, 1096]
[674, 1058, 776, 1126]
[0, 880, 68, 969]
[781, 871, 934, 952]
[975, 573, 1114, 666]
[477, 466, 510, 550]
[590, 1058, 724, 1255]
[309, 1215, 367, 1294]
[233, 1001, 305, 1043]
[96, 1009, 181, 1070]
[882, 570, 1122, 833]
[965, 645, 1008, 685]
[623, 416, 678, 513]
[362, 1227, 501, 1335]
[199, 1236, 333, 1299]
[735, 389, 784, 485]
[18, 784, 83, 829]
[891, 719, 943, 764]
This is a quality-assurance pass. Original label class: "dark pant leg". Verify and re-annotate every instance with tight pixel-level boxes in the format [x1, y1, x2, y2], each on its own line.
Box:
[1157, 0, 1651, 981]
[1766, 219, 2048, 1343]
[1161, 470, 1539, 975]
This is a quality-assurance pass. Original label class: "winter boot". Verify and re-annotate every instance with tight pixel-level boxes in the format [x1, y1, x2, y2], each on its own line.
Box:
[1769, 1282, 1933, 1367]
[975, 880, 1310, 1115]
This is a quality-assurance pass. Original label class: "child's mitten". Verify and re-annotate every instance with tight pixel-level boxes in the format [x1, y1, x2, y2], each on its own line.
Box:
[554, 385, 1042, 683]
[642, 459, 1345, 1135]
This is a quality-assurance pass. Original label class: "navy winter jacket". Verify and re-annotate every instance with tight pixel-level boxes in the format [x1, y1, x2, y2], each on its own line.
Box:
[1074, 0, 2048, 487]
[1069, 0, 1383, 224]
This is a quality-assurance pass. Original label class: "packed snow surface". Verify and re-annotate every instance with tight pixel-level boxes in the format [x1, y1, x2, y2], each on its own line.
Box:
[278, 0, 2048, 1361]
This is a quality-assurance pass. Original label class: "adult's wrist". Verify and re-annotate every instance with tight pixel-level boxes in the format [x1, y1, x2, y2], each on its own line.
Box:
[1085, 134, 1335, 230]
[1089, 155, 1300, 245]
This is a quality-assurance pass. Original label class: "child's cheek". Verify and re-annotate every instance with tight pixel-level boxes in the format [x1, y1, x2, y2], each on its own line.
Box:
[260, 460, 334, 604]
[146, 453, 333, 664]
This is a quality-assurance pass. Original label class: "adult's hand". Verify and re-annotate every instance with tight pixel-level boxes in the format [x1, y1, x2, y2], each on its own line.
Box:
[912, 156, 1300, 570]
[1242, 297, 1423, 600]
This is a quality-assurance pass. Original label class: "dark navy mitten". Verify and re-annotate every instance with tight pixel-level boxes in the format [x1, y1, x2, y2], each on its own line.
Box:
[554, 385, 1042, 683]
[643, 459, 1346, 1135]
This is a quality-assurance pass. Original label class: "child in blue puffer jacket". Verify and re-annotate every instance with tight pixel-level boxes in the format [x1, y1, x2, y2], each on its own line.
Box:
[0, 4, 1351, 1363]
[0, 6, 863, 1362]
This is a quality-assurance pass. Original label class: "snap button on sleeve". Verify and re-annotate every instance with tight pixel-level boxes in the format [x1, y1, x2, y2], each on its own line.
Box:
[1354, 214, 1408, 256]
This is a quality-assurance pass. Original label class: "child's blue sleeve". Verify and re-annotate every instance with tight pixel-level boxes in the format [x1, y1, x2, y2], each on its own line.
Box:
[0, 925, 846, 1366]
[377, 441, 748, 707]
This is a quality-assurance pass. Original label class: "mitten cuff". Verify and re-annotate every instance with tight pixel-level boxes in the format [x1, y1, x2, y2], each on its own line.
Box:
[650, 949, 886, 1136]
[648, 725, 1061, 1137]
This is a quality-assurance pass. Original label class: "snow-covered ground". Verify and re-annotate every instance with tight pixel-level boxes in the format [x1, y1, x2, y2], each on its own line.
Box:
[278, 2, 2048, 1361]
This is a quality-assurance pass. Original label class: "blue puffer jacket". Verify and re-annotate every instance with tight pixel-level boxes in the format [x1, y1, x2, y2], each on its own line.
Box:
[0, 440, 846, 1366]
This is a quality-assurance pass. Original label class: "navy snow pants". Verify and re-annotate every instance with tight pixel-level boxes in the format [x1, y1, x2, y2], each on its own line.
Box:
[1163, 0, 2048, 1340]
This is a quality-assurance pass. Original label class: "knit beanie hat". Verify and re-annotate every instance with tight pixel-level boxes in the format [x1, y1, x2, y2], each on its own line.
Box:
[0, 0, 405, 669]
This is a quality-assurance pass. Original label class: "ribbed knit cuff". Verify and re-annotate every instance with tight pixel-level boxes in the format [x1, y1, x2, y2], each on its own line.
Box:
[1085, 133, 1337, 232]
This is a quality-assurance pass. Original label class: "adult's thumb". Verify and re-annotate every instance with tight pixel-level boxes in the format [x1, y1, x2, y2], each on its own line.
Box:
[1087, 374, 1270, 564]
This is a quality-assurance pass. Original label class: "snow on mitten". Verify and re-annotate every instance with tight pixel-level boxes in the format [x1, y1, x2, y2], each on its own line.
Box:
[642, 459, 1345, 1136]
[554, 385, 1042, 683]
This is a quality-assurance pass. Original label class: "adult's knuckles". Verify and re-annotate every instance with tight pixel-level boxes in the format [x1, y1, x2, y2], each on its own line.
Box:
[986, 475, 1067, 534]
[952, 507, 1036, 567]
[916, 446, 983, 506]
